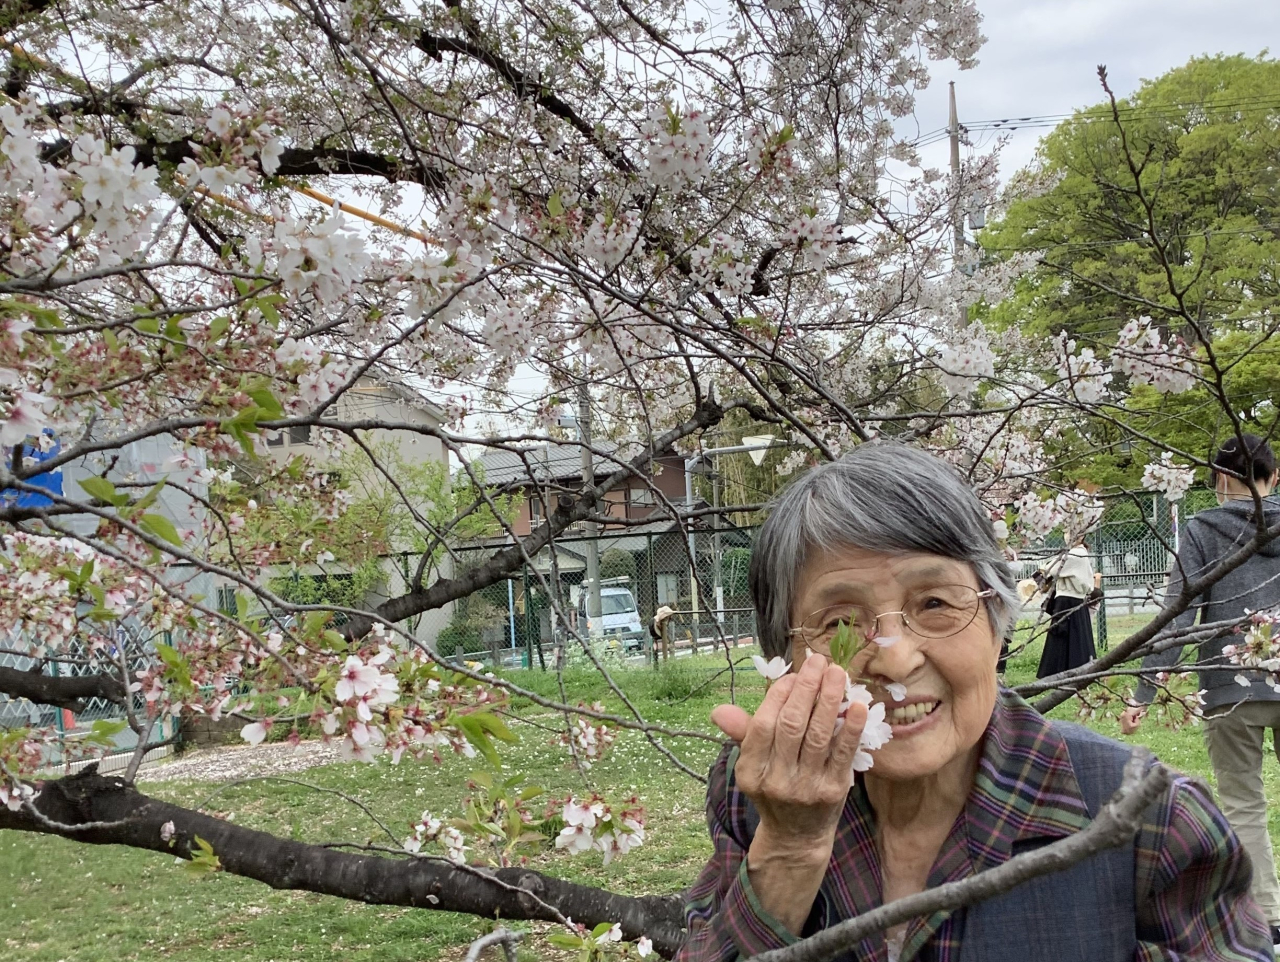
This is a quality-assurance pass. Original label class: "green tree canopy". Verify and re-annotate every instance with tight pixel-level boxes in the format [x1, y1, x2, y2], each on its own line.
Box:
[982, 53, 1280, 487]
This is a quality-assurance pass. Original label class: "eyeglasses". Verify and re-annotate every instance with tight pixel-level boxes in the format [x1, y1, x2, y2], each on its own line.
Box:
[788, 585, 995, 654]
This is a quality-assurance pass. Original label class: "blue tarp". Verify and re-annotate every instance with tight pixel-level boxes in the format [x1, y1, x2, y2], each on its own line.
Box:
[1, 432, 62, 507]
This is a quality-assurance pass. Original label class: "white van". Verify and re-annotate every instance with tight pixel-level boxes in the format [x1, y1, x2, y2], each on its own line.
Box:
[578, 585, 645, 652]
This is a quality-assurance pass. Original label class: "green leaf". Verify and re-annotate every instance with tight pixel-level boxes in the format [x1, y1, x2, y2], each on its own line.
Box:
[247, 388, 283, 419]
[163, 315, 186, 345]
[302, 610, 331, 638]
[547, 191, 564, 217]
[468, 710, 518, 744]
[547, 934, 585, 950]
[453, 715, 502, 767]
[139, 513, 182, 546]
[78, 476, 128, 508]
[828, 620, 863, 670]
[258, 299, 281, 327]
[135, 317, 161, 336]
[132, 479, 166, 513]
[207, 316, 230, 343]
[591, 922, 616, 938]
[85, 718, 128, 746]
[155, 643, 193, 689]
[184, 835, 222, 875]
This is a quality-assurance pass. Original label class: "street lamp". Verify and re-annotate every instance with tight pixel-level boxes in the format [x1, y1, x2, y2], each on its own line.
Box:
[683, 437, 785, 649]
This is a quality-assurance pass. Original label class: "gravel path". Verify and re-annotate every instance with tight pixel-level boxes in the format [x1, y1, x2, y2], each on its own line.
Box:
[138, 739, 347, 784]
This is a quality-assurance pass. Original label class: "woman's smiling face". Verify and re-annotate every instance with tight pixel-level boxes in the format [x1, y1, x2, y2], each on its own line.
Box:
[789, 546, 1002, 782]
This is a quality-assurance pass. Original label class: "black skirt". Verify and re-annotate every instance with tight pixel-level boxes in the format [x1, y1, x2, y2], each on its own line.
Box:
[1036, 593, 1096, 678]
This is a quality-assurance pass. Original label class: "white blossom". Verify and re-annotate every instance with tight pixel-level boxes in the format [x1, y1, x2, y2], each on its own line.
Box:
[1142, 453, 1195, 502]
[752, 655, 790, 680]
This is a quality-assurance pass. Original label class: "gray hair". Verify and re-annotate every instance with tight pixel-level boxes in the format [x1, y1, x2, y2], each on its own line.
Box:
[749, 444, 1019, 658]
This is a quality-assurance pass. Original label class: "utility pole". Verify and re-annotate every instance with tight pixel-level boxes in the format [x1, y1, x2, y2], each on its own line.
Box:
[712, 466, 723, 623]
[578, 382, 601, 636]
[949, 81, 968, 328]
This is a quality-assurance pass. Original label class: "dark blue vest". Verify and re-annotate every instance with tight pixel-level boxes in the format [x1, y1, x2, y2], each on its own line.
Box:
[957, 722, 1136, 962]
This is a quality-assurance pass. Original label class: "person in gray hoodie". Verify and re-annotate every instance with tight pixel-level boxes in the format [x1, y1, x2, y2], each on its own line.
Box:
[1122, 433, 1280, 940]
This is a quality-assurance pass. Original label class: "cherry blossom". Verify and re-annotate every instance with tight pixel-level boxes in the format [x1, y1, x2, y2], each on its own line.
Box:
[1113, 318, 1198, 394]
[554, 797, 645, 863]
[0, 391, 51, 446]
[1142, 453, 1195, 502]
[936, 326, 996, 397]
[644, 106, 712, 187]
[240, 720, 271, 746]
[752, 655, 790, 680]
[595, 923, 623, 945]
[1054, 332, 1112, 403]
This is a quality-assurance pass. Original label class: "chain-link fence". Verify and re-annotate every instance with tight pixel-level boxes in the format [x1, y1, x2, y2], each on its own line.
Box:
[0, 624, 178, 773]
[1015, 489, 1218, 648]
[435, 524, 759, 668]
[443, 490, 1218, 667]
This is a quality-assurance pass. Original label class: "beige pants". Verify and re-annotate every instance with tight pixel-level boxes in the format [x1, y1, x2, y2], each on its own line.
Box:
[1204, 701, 1280, 923]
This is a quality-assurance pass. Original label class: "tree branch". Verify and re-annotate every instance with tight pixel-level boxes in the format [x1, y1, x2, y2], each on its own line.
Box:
[0, 664, 125, 711]
[0, 768, 687, 955]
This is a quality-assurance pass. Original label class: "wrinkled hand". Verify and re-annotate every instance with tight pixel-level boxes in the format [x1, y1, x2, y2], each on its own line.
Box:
[1119, 706, 1146, 735]
[711, 654, 867, 850]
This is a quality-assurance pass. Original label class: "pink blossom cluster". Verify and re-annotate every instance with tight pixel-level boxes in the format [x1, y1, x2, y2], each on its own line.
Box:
[690, 233, 750, 296]
[68, 135, 160, 254]
[271, 210, 372, 305]
[781, 214, 838, 269]
[1053, 332, 1111, 403]
[1141, 453, 1195, 502]
[836, 679, 894, 775]
[481, 301, 537, 360]
[1113, 318, 1197, 394]
[554, 795, 646, 865]
[1224, 611, 1280, 693]
[581, 211, 642, 270]
[1013, 490, 1102, 542]
[746, 125, 795, 175]
[936, 326, 996, 397]
[644, 106, 712, 188]
[557, 702, 617, 768]
[402, 809, 468, 863]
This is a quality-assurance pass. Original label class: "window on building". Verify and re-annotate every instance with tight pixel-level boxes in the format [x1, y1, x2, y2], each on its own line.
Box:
[215, 586, 238, 614]
[289, 424, 312, 444]
[629, 486, 656, 507]
[266, 431, 284, 447]
[529, 494, 545, 521]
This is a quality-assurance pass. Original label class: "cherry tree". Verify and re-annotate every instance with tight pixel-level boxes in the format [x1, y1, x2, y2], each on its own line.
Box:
[0, 0, 1274, 957]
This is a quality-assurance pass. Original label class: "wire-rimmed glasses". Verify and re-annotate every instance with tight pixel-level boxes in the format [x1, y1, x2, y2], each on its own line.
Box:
[788, 585, 995, 656]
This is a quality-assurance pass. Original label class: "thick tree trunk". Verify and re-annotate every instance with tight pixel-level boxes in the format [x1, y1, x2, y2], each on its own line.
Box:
[0, 767, 688, 955]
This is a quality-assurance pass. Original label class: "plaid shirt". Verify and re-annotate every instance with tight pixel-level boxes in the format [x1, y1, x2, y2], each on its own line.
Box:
[678, 690, 1271, 962]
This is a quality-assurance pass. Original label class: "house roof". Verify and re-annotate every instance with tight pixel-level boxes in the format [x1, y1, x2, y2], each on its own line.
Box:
[370, 376, 447, 423]
[473, 441, 619, 486]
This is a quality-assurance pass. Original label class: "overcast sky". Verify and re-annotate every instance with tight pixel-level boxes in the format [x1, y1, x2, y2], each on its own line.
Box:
[910, 0, 1280, 180]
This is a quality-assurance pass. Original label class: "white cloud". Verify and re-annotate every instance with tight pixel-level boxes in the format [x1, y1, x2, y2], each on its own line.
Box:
[907, 0, 1280, 179]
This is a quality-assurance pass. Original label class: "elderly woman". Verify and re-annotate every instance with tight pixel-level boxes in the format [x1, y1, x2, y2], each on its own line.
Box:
[678, 446, 1269, 962]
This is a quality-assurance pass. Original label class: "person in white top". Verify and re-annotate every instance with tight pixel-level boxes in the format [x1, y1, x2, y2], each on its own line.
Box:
[1036, 542, 1098, 678]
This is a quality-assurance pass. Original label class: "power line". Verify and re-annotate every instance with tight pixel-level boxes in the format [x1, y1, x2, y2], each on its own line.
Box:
[908, 95, 1280, 148]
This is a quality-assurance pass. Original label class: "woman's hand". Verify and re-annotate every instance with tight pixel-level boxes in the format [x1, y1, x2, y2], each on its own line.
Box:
[710, 654, 867, 933]
[1119, 705, 1146, 735]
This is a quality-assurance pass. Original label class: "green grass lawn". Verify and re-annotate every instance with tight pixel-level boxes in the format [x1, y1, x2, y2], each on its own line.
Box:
[4, 639, 1279, 962]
